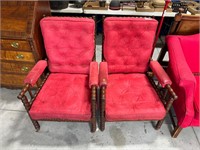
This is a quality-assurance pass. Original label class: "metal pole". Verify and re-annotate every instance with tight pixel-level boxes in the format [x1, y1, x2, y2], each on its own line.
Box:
[152, 0, 171, 56]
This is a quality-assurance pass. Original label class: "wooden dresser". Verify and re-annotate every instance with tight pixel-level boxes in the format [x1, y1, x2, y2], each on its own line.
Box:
[1, 1, 51, 88]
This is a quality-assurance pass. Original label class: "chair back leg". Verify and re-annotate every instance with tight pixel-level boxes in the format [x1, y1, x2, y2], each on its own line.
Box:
[32, 120, 40, 132]
[172, 125, 183, 138]
[91, 119, 96, 132]
[156, 120, 164, 130]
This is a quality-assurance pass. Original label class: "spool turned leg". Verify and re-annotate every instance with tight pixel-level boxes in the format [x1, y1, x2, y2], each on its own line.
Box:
[172, 125, 182, 138]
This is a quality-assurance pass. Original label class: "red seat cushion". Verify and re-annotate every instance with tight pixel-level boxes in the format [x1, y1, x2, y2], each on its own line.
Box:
[30, 73, 91, 121]
[105, 74, 166, 121]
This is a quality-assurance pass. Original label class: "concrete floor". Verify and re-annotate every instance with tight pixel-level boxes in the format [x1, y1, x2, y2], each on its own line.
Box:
[1, 36, 200, 150]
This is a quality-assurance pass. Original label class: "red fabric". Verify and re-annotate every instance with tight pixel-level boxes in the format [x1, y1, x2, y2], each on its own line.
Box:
[167, 34, 199, 128]
[40, 17, 95, 74]
[30, 73, 91, 121]
[89, 61, 98, 88]
[99, 62, 108, 87]
[105, 74, 166, 121]
[150, 60, 172, 87]
[24, 60, 47, 86]
[190, 117, 200, 126]
[103, 17, 158, 73]
[178, 34, 199, 73]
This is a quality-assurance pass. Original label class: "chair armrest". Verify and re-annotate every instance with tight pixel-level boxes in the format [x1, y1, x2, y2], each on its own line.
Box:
[150, 60, 172, 87]
[99, 62, 108, 87]
[166, 35, 196, 85]
[89, 61, 98, 88]
[24, 60, 47, 87]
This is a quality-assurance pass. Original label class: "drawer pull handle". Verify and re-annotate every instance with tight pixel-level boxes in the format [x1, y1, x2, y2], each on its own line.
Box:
[21, 66, 29, 72]
[11, 42, 19, 49]
[16, 54, 24, 59]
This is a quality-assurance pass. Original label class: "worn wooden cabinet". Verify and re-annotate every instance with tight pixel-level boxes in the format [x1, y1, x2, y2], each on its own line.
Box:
[1, 1, 51, 88]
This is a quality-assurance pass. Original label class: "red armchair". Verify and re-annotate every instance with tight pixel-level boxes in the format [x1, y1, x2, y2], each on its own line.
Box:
[99, 17, 177, 132]
[17, 17, 98, 132]
[166, 34, 200, 137]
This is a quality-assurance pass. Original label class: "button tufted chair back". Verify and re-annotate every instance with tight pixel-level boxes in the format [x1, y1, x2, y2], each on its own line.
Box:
[40, 17, 95, 74]
[103, 17, 158, 74]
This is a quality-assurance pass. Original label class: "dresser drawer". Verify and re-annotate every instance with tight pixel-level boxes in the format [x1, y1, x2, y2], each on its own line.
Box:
[0, 73, 42, 88]
[1, 62, 34, 74]
[0, 73, 27, 88]
[0, 50, 35, 62]
[1, 39, 31, 51]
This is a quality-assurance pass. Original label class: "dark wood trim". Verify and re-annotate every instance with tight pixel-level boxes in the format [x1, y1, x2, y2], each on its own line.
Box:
[172, 125, 183, 138]
[147, 72, 177, 130]
[100, 85, 106, 131]
[91, 85, 97, 132]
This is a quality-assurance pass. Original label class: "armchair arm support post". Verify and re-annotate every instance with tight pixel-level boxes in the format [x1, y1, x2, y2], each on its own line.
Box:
[100, 85, 106, 131]
[17, 83, 31, 100]
[89, 61, 98, 132]
[99, 62, 108, 131]
[165, 84, 177, 112]
[91, 85, 97, 132]
[156, 84, 177, 130]
[20, 90, 31, 112]
[148, 60, 178, 130]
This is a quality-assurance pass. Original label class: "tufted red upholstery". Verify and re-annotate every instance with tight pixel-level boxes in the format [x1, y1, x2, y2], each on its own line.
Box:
[105, 74, 166, 121]
[103, 17, 158, 73]
[166, 34, 200, 136]
[30, 73, 91, 121]
[18, 17, 98, 132]
[40, 17, 95, 74]
[99, 17, 175, 132]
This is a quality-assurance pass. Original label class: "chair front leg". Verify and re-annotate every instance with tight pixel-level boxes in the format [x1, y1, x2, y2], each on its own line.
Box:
[18, 84, 40, 131]
[100, 86, 106, 131]
[91, 85, 97, 132]
[156, 84, 177, 130]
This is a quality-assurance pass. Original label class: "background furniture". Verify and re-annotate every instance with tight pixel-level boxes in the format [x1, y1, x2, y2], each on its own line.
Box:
[17, 17, 98, 132]
[99, 17, 177, 132]
[157, 11, 200, 68]
[1, 1, 51, 88]
[166, 34, 199, 138]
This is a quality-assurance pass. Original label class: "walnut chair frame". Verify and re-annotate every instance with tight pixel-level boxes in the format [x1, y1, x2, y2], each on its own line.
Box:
[99, 17, 177, 133]
[17, 17, 98, 132]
